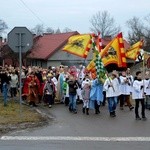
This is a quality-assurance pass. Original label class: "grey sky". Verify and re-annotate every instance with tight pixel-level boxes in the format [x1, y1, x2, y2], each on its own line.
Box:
[1, 0, 150, 37]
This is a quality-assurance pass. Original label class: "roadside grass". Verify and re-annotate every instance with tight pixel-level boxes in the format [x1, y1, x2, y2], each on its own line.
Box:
[0, 97, 44, 125]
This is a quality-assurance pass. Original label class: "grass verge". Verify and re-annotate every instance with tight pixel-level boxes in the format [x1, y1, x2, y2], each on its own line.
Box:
[0, 98, 49, 135]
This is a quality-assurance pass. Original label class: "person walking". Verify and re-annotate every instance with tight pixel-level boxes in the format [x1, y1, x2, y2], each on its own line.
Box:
[68, 75, 78, 114]
[81, 78, 91, 115]
[10, 70, 18, 99]
[1, 70, 10, 106]
[119, 70, 134, 110]
[104, 71, 120, 117]
[90, 77, 103, 114]
[132, 71, 147, 120]
[43, 74, 55, 108]
[144, 71, 150, 110]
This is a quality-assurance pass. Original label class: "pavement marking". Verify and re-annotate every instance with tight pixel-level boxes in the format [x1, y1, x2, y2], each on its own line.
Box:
[1, 136, 150, 141]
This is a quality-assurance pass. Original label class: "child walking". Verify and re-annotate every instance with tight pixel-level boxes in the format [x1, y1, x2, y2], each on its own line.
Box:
[103, 71, 120, 117]
[81, 78, 91, 115]
[43, 74, 55, 108]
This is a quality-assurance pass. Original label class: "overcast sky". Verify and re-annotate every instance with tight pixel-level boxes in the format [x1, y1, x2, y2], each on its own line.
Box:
[1, 0, 150, 38]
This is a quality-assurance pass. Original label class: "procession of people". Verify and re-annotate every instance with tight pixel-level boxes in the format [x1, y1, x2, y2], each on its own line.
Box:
[0, 63, 149, 121]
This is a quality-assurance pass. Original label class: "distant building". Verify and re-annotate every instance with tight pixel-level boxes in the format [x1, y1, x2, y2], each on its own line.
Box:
[27, 31, 87, 68]
[0, 32, 131, 69]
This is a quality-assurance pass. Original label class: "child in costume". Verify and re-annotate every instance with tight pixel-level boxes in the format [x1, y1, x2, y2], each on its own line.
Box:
[81, 78, 91, 115]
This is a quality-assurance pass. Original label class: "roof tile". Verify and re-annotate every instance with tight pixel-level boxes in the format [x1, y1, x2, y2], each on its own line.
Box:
[28, 31, 79, 60]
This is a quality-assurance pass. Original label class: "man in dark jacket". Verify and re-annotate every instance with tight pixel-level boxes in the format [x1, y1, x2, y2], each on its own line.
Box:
[0, 70, 10, 106]
[68, 75, 78, 114]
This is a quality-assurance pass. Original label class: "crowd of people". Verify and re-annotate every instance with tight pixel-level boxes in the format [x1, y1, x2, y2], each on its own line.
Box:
[0, 64, 150, 120]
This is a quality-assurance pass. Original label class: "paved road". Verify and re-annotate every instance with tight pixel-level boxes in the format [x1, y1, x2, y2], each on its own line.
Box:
[0, 103, 150, 150]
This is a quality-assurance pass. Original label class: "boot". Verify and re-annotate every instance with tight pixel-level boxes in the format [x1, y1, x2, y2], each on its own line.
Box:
[110, 112, 113, 117]
[110, 112, 115, 117]
[95, 109, 98, 114]
[136, 116, 141, 120]
[112, 111, 116, 117]
[86, 108, 89, 115]
[82, 107, 85, 114]
[142, 116, 147, 121]
[129, 106, 134, 111]
[97, 108, 100, 114]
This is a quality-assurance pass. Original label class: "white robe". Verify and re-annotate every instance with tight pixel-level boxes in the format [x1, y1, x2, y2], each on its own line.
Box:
[103, 77, 120, 98]
[119, 76, 132, 95]
[144, 79, 150, 95]
[132, 80, 145, 99]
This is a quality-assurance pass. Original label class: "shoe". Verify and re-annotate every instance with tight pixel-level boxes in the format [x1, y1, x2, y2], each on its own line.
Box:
[97, 109, 100, 114]
[86, 108, 89, 115]
[73, 110, 77, 114]
[110, 112, 115, 117]
[112, 111, 116, 117]
[82, 108, 85, 114]
[129, 106, 134, 111]
[49, 105, 52, 108]
[142, 117, 147, 121]
[69, 107, 72, 112]
[95, 109, 98, 114]
[136, 117, 141, 120]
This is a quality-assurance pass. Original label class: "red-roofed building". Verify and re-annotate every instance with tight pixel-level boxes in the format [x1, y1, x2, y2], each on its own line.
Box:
[27, 33, 131, 68]
[0, 32, 131, 68]
[27, 31, 86, 67]
[101, 36, 130, 50]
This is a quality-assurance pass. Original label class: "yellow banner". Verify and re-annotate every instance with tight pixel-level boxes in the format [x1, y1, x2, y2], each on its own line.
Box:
[100, 33, 126, 67]
[63, 34, 91, 58]
[126, 40, 143, 60]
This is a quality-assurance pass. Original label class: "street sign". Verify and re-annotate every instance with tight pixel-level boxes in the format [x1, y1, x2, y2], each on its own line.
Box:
[7, 27, 33, 116]
[8, 27, 33, 52]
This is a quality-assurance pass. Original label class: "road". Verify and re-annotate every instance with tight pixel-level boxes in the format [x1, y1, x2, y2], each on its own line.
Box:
[0, 103, 150, 150]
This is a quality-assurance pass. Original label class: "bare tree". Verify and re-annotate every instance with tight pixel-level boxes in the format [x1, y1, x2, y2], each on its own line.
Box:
[46, 27, 54, 34]
[90, 11, 120, 37]
[126, 17, 144, 44]
[143, 14, 150, 51]
[0, 19, 8, 36]
[126, 15, 150, 51]
[31, 24, 44, 35]
[143, 14, 150, 39]
[63, 27, 72, 33]
[55, 28, 61, 34]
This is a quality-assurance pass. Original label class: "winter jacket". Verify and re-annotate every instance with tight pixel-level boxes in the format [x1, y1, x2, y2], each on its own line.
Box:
[68, 80, 78, 95]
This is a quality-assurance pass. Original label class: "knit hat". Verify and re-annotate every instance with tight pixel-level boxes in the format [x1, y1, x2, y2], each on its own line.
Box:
[47, 73, 53, 78]
[42, 76, 47, 81]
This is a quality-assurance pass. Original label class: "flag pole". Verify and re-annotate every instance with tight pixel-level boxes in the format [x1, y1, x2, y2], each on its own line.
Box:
[142, 52, 146, 97]
[93, 33, 115, 91]
[105, 73, 115, 92]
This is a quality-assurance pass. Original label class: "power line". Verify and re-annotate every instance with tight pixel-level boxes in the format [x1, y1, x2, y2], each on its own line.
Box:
[18, 0, 44, 24]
